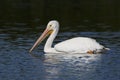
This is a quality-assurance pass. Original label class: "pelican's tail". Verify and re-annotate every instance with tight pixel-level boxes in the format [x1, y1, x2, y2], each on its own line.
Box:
[104, 47, 110, 50]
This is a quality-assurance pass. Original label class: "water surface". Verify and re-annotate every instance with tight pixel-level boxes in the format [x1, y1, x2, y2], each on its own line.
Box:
[0, 26, 120, 80]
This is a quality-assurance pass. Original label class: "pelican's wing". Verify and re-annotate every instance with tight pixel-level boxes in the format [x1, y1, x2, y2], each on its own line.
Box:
[54, 37, 104, 53]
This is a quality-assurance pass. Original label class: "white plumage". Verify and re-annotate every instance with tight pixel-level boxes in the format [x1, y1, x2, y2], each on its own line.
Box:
[54, 37, 104, 53]
[29, 20, 109, 54]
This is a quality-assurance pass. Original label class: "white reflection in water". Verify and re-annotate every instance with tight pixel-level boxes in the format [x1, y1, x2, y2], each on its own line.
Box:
[43, 53, 102, 80]
[44, 53, 101, 63]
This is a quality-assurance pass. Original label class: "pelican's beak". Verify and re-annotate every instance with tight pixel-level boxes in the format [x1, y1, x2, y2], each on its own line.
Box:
[29, 28, 53, 52]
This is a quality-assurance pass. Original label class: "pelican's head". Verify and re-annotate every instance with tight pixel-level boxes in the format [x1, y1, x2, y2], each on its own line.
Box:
[47, 20, 59, 30]
[29, 20, 59, 52]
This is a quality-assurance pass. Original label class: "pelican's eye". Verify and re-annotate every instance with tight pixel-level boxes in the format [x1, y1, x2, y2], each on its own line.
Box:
[49, 25, 52, 27]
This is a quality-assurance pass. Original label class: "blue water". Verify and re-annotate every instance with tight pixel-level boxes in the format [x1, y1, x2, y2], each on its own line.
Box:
[0, 26, 120, 80]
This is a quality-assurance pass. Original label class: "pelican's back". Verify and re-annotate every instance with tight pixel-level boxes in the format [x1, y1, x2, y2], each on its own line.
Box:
[54, 37, 104, 53]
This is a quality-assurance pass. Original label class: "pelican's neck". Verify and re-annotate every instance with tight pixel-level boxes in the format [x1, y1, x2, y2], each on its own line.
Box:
[44, 27, 59, 52]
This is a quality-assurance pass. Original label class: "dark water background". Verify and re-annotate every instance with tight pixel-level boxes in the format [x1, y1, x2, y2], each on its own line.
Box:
[0, 0, 120, 31]
[0, 0, 120, 80]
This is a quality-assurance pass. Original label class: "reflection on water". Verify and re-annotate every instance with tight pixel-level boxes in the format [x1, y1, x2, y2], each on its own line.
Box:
[0, 24, 120, 80]
[44, 53, 101, 64]
[43, 53, 102, 80]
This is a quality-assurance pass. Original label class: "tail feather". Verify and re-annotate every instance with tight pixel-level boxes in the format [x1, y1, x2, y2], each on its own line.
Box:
[104, 48, 110, 50]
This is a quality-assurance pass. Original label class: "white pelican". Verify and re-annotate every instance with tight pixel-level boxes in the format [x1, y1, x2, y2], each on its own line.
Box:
[29, 20, 109, 54]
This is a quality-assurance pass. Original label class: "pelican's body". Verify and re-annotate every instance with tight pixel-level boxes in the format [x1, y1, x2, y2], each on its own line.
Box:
[54, 37, 104, 53]
[29, 20, 109, 54]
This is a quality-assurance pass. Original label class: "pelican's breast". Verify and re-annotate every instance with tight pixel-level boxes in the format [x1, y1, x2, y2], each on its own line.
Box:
[54, 37, 104, 53]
